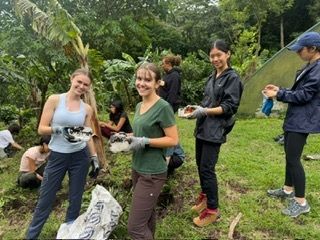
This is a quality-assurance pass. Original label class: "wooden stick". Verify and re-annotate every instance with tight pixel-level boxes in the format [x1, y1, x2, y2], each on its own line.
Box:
[228, 212, 243, 239]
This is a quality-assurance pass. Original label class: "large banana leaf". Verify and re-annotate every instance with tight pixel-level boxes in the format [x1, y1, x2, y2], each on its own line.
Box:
[13, 0, 80, 45]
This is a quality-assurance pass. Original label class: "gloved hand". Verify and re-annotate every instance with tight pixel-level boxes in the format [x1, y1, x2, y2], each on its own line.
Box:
[187, 106, 207, 119]
[64, 126, 93, 143]
[52, 126, 78, 142]
[89, 155, 100, 179]
[127, 136, 150, 151]
[52, 126, 63, 135]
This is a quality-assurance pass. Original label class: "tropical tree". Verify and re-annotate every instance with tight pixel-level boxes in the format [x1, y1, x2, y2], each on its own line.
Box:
[12, 0, 107, 167]
[308, 0, 320, 22]
[271, 0, 294, 48]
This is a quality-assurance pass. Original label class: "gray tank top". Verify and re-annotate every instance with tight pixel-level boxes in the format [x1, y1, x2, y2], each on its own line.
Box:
[49, 93, 87, 153]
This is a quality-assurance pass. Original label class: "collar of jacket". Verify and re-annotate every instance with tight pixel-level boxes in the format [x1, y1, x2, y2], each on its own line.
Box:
[210, 67, 234, 79]
[295, 59, 320, 83]
[167, 67, 181, 74]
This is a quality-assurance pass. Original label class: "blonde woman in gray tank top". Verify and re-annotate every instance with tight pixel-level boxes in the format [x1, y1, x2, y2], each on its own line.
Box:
[26, 68, 100, 239]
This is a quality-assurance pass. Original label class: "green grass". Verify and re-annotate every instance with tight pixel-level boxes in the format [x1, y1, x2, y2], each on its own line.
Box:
[1, 117, 320, 239]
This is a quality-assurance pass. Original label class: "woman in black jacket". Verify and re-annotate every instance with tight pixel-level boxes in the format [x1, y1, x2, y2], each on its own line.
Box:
[158, 54, 182, 113]
[264, 31, 320, 218]
[188, 40, 243, 227]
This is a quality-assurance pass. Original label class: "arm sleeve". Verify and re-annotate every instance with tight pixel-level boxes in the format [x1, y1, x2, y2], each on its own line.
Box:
[166, 72, 181, 105]
[159, 104, 176, 129]
[220, 75, 244, 117]
[277, 68, 320, 104]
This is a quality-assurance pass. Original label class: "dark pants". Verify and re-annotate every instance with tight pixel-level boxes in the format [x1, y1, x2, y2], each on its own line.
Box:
[284, 132, 308, 198]
[195, 138, 221, 209]
[171, 104, 179, 114]
[18, 162, 47, 189]
[26, 148, 90, 239]
[1, 143, 15, 158]
[100, 126, 113, 139]
[18, 173, 41, 189]
[167, 155, 184, 175]
[127, 169, 167, 240]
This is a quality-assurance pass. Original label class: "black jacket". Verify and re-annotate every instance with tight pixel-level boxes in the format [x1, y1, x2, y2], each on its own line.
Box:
[277, 59, 320, 133]
[195, 68, 243, 143]
[158, 68, 182, 111]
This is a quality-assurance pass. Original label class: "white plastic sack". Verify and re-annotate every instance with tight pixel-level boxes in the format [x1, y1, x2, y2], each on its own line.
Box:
[56, 185, 123, 239]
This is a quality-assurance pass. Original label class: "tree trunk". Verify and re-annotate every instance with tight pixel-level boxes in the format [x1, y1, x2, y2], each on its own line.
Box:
[280, 16, 284, 48]
[37, 83, 48, 128]
[255, 21, 262, 57]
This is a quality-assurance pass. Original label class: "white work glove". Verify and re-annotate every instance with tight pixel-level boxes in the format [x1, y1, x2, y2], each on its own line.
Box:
[127, 136, 150, 151]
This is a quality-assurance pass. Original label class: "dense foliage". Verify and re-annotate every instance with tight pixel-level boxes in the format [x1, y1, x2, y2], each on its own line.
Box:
[0, 0, 319, 124]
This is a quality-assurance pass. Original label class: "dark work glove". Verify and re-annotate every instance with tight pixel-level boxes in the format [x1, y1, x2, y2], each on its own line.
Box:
[89, 155, 100, 178]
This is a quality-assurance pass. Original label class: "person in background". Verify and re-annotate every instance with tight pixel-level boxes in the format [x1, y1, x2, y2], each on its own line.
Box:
[127, 62, 179, 240]
[99, 99, 133, 139]
[158, 54, 182, 113]
[17, 135, 51, 189]
[25, 68, 100, 239]
[264, 31, 320, 217]
[0, 123, 23, 159]
[188, 39, 243, 227]
[158, 54, 186, 176]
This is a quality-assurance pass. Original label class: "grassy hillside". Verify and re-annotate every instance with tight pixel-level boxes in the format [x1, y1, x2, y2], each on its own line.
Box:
[1, 117, 320, 239]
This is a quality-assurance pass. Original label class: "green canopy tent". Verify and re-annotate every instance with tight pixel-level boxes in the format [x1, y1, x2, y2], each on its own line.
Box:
[238, 22, 320, 115]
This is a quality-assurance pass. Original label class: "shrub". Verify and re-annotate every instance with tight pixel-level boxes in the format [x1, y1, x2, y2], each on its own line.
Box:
[16, 118, 38, 147]
[180, 53, 212, 105]
[0, 105, 19, 124]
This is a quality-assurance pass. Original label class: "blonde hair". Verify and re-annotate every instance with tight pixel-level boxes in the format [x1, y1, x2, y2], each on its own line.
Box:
[71, 68, 93, 82]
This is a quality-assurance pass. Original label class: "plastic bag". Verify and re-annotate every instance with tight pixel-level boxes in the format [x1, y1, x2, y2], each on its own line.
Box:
[56, 185, 122, 239]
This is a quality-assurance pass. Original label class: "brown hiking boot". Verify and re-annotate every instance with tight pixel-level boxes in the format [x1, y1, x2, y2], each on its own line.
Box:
[191, 193, 207, 213]
[193, 208, 220, 227]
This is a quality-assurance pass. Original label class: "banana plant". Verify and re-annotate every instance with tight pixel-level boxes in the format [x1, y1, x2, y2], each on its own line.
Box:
[13, 0, 107, 167]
